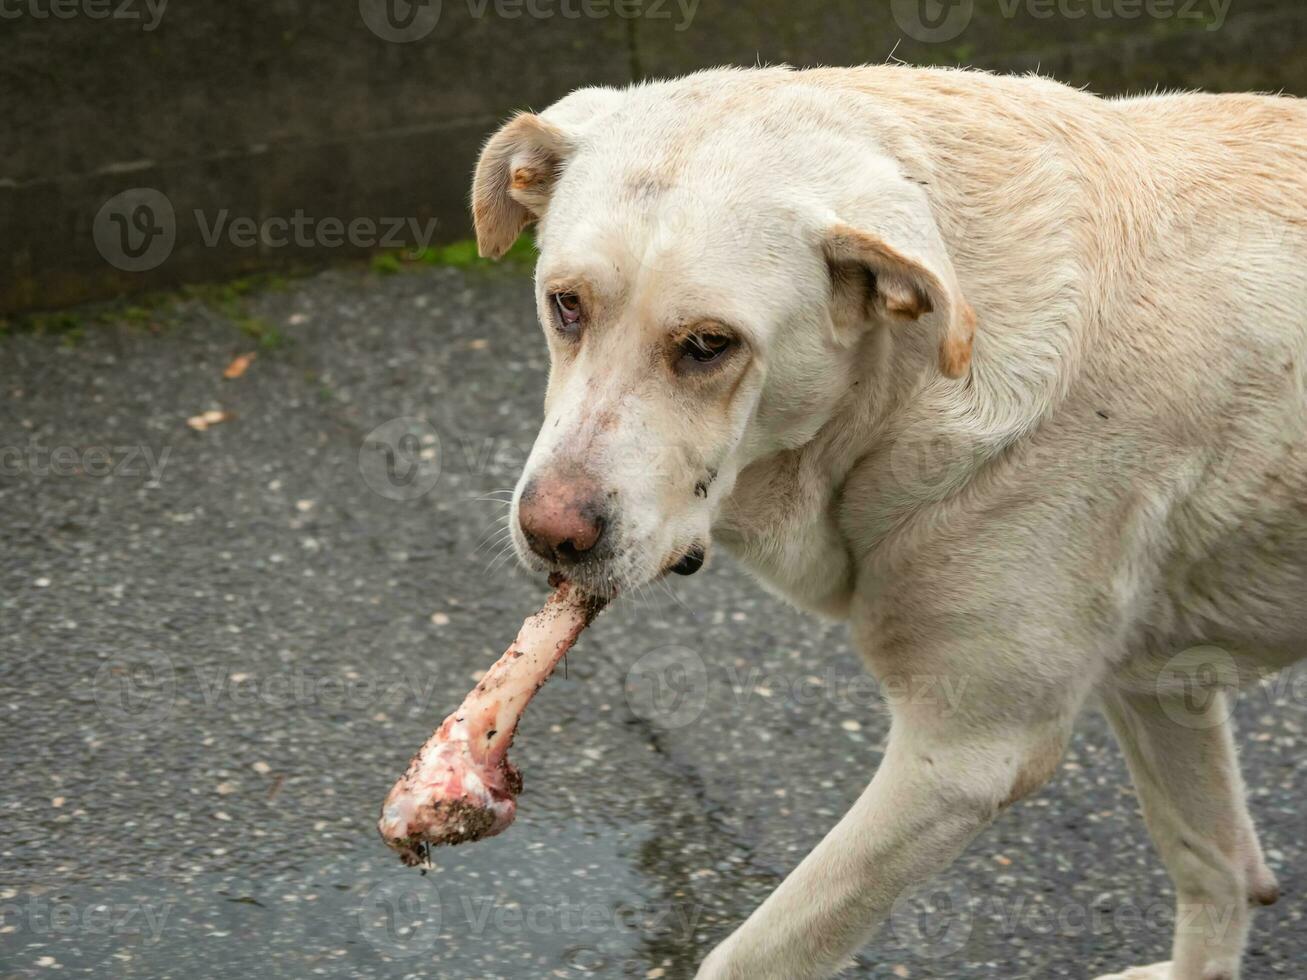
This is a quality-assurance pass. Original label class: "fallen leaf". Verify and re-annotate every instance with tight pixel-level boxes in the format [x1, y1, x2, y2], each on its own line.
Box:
[468, 338, 489, 350]
[223, 352, 256, 379]
[187, 410, 233, 431]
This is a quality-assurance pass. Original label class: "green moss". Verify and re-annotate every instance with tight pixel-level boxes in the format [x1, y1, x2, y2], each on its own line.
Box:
[4, 239, 527, 346]
[497, 233, 539, 266]
[2, 268, 302, 352]
[1, 310, 88, 338]
[950, 42, 976, 64]
[371, 252, 404, 276]
[25, 312, 82, 334]
[180, 271, 291, 317]
[236, 315, 286, 350]
[373, 233, 537, 275]
[420, 238, 484, 267]
[118, 304, 159, 325]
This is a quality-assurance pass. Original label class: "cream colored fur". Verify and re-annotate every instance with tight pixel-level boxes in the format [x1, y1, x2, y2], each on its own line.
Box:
[472, 65, 1307, 980]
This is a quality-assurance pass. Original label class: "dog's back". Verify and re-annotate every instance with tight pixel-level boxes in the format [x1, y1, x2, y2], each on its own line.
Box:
[798, 67, 1307, 668]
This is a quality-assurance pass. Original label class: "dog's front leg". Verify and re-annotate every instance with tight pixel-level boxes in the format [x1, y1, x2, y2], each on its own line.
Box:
[695, 713, 1075, 980]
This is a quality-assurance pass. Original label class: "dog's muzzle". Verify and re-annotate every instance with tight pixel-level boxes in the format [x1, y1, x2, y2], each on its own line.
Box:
[669, 545, 705, 576]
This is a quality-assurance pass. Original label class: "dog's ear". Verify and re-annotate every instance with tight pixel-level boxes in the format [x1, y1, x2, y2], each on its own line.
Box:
[822, 223, 976, 379]
[471, 112, 574, 259]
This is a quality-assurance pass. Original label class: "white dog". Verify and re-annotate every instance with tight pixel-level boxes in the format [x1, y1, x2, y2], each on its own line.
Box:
[471, 65, 1306, 979]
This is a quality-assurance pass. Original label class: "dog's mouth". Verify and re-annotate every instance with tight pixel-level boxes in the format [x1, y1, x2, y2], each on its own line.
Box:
[667, 544, 706, 577]
[514, 524, 707, 593]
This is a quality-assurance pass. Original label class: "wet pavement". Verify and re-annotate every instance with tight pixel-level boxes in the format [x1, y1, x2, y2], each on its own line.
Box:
[2, 264, 1303, 979]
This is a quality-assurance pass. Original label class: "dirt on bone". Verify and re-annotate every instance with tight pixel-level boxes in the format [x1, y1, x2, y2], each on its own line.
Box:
[377, 581, 606, 863]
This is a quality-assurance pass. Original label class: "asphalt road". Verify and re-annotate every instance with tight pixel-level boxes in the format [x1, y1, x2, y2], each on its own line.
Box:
[2, 264, 1303, 979]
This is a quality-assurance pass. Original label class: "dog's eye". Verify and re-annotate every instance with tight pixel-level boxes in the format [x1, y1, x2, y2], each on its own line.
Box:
[551, 292, 583, 335]
[677, 333, 734, 371]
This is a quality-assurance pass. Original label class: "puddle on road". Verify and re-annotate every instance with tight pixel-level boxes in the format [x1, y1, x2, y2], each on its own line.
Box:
[0, 821, 705, 979]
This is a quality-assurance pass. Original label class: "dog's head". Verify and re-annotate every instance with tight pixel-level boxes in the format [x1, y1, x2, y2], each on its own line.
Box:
[473, 76, 974, 596]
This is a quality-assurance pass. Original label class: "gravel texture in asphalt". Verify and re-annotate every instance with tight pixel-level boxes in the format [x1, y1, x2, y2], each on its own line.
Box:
[2, 264, 1303, 979]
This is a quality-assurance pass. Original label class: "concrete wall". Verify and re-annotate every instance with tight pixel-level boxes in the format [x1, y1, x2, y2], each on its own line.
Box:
[5, 0, 1307, 313]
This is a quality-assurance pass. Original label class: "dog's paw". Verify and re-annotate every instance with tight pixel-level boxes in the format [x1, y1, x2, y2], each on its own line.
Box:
[1092, 963, 1172, 980]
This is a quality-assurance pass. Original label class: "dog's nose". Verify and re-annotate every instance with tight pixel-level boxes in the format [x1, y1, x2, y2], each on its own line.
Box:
[518, 472, 608, 565]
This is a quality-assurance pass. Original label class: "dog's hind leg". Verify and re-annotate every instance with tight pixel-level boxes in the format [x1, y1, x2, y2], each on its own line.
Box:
[1095, 689, 1276, 980]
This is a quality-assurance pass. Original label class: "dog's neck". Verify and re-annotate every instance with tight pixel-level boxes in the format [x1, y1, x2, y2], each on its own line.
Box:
[714, 266, 1088, 617]
[711, 323, 958, 616]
